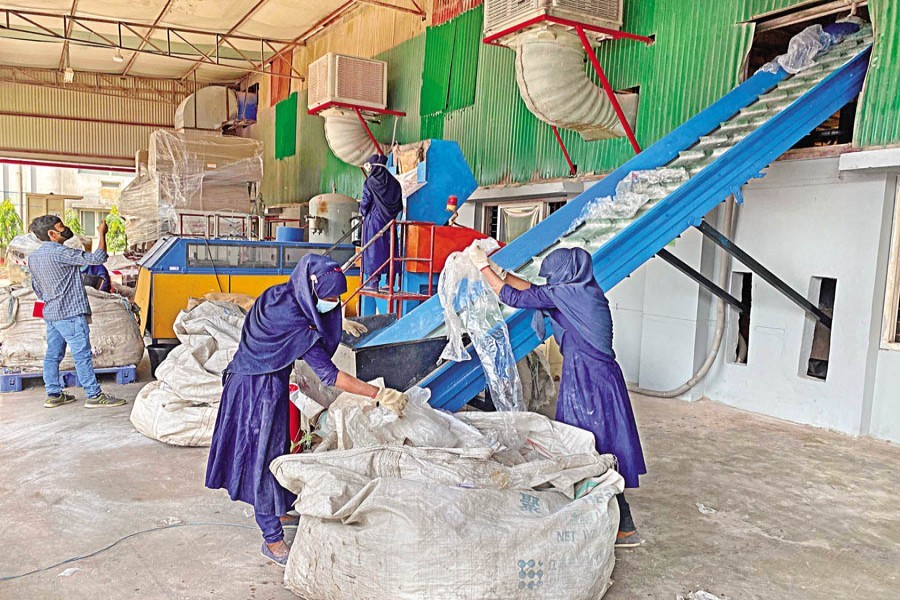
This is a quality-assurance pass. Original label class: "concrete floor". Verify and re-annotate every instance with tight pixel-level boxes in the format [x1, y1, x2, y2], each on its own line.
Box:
[1, 365, 898, 599]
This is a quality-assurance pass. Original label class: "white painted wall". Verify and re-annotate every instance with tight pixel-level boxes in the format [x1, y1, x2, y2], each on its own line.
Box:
[610, 156, 900, 440]
[702, 158, 891, 436]
[871, 350, 900, 442]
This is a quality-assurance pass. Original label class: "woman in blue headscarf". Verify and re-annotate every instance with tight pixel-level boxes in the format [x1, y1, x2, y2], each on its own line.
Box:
[360, 154, 403, 289]
[206, 254, 408, 566]
[472, 246, 647, 547]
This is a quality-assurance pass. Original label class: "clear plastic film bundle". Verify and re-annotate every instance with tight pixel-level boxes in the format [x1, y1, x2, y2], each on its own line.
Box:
[566, 168, 689, 235]
[119, 131, 263, 247]
[759, 19, 864, 75]
[437, 239, 525, 412]
[5, 232, 91, 284]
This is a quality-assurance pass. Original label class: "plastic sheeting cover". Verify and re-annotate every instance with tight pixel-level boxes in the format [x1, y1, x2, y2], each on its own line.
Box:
[120, 130, 263, 247]
[760, 21, 861, 75]
[5, 232, 92, 284]
[438, 238, 524, 412]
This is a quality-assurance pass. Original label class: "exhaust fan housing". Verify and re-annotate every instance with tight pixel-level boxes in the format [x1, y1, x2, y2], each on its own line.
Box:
[485, 0, 624, 39]
[308, 53, 388, 112]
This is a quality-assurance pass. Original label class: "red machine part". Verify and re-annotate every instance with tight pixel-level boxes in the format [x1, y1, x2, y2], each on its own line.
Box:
[406, 224, 495, 273]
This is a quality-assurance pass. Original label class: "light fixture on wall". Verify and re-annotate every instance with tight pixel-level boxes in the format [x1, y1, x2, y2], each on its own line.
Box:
[113, 48, 124, 63]
[63, 48, 74, 83]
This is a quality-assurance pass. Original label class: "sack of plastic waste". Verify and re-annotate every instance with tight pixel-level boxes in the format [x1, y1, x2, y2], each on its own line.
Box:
[271, 400, 624, 600]
[130, 301, 244, 447]
[0, 285, 143, 371]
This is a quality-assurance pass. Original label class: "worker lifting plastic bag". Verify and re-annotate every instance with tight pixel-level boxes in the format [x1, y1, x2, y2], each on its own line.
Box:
[271, 389, 624, 600]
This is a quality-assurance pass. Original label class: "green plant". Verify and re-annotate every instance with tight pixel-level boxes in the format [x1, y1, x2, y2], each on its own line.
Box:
[0, 198, 23, 254]
[105, 204, 127, 254]
[63, 209, 85, 235]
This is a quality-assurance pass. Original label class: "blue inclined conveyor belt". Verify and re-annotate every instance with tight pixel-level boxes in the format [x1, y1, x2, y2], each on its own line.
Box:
[362, 35, 873, 412]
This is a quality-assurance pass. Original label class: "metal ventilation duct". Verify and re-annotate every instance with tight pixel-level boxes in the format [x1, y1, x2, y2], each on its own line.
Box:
[321, 110, 379, 166]
[511, 28, 638, 141]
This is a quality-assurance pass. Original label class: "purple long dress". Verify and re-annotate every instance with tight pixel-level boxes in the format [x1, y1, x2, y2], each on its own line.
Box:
[360, 154, 402, 286]
[499, 247, 646, 488]
[205, 255, 345, 527]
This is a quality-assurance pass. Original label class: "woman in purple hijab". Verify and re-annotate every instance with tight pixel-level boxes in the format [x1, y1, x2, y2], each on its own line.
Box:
[360, 154, 403, 288]
[474, 246, 647, 547]
[205, 254, 409, 566]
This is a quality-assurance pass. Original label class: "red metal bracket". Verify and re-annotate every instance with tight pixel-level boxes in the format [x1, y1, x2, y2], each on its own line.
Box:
[482, 14, 647, 156]
[308, 101, 408, 157]
[307, 101, 407, 117]
[483, 14, 653, 47]
[574, 26, 641, 154]
[355, 108, 383, 155]
[551, 126, 577, 176]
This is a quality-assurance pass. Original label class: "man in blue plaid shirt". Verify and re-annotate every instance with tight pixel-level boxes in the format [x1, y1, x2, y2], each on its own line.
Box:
[27, 215, 126, 409]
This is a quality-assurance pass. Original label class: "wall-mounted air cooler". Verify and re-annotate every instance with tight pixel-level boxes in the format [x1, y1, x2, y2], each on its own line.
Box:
[308, 53, 388, 112]
[484, 0, 623, 39]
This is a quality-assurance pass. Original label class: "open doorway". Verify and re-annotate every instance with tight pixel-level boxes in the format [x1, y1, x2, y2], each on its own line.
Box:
[746, 1, 870, 150]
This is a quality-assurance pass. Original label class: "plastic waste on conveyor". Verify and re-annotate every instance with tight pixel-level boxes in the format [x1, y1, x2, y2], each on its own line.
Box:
[362, 26, 874, 411]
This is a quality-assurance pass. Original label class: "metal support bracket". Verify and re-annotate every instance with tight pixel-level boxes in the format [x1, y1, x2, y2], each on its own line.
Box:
[575, 25, 641, 155]
[657, 248, 748, 314]
[695, 220, 832, 328]
[550, 125, 577, 176]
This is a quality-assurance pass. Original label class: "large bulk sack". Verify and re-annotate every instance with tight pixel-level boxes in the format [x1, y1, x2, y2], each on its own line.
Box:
[0, 287, 143, 370]
[130, 301, 244, 447]
[271, 406, 624, 600]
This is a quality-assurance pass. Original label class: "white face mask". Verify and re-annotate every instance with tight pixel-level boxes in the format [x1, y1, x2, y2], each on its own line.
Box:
[316, 298, 340, 313]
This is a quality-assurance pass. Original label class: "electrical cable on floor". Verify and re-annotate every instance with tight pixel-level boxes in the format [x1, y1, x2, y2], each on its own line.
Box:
[0, 521, 258, 582]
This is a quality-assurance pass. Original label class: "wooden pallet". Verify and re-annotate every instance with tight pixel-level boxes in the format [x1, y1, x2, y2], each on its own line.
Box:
[0, 365, 138, 393]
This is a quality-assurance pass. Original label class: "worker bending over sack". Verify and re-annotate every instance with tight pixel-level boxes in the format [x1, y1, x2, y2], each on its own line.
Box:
[205, 254, 408, 566]
[472, 245, 647, 547]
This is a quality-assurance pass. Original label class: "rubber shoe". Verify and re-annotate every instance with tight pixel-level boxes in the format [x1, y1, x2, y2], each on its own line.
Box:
[44, 391, 77, 408]
[615, 530, 645, 548]
[261, 543, 289, 567]
[84, 392, 127, 409]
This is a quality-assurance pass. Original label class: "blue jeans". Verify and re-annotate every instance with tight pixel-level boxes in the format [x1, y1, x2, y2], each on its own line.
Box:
[44, 316, 101, 398]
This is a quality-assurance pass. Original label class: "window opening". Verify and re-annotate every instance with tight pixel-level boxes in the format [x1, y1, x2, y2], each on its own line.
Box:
[804, 277, 836, 380]
[746, 1, 869, 150]
[732, 272, 752, 364]
[547, 201, 567, 215]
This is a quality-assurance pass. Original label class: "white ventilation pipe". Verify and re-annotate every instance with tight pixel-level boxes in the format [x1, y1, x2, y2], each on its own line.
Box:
[510, 28, 638, 141]
[321, 110, 380, 166]
[628, 197, 737, 399]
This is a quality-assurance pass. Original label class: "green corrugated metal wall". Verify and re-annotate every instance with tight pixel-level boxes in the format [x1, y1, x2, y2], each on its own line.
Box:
[274, 92, 298, 159]
[855, 0, 900, 147]
[264, 0, 900, 200]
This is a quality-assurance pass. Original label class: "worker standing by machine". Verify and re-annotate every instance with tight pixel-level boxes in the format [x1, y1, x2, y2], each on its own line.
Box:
[359, 154, 403, 289]
[472, 246, 647, 547]
[205, 254, 407, 566]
